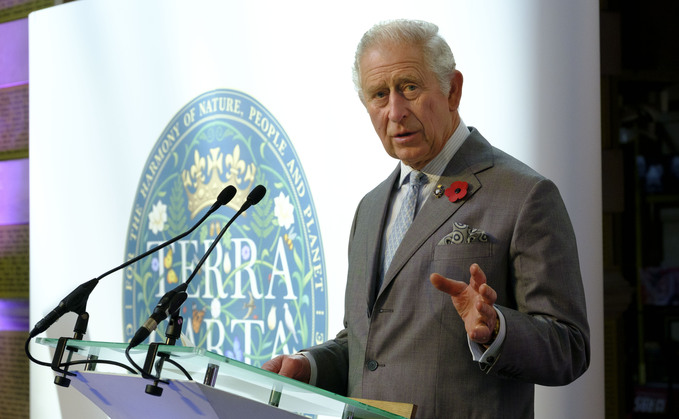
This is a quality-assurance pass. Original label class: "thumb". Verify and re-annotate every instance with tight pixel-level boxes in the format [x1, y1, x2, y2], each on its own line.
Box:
[430, 273, 467, 297]
[262, 355, 283, 373]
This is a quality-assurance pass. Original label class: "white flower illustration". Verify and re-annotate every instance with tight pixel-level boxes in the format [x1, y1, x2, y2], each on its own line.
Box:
[210, 298, 221, 319]
[274, 192, 295, 229]
[148, 200, 168, 234]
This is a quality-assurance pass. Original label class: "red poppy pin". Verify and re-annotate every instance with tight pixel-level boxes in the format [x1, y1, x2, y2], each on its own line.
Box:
[442, 181, 468, 203]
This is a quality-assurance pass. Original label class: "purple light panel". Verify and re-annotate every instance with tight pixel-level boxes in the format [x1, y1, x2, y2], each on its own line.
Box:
[0, 299, 28, 331]
[0, 18, 29, 86]
[0, 158, 29, 225]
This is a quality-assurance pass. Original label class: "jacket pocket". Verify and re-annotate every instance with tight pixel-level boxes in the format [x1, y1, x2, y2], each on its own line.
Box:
[433, 240, 493, 260]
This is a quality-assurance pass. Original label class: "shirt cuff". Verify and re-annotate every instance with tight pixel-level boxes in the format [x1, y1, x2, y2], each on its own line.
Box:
[468, 307, 506, 370]
[297, 351, 318, 386]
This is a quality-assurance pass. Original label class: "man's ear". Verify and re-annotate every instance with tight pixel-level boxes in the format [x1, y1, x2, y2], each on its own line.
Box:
[448, 70, 464, 111]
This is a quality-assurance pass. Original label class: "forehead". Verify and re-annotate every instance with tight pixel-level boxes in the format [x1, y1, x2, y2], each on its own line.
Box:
[359, 42, 432, 87]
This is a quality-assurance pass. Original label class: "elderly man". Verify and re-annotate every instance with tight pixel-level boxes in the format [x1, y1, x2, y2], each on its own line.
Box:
[263, 19, 590, 418]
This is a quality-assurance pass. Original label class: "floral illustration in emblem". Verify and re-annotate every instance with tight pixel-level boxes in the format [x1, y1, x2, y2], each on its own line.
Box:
[164, 247, 178, 284]
[148, 200, 168, 234]
[274, 191, 295, 229]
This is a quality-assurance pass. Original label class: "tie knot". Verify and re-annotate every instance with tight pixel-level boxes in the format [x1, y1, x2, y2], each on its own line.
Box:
[409, 171, 428, 187]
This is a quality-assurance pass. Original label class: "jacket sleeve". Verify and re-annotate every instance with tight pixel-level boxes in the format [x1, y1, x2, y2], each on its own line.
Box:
[487, 178, 590, 385]
[304, 329, 350, 395]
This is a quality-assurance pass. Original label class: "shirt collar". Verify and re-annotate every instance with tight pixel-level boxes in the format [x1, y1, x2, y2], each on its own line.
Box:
[398, 119, 470, 185]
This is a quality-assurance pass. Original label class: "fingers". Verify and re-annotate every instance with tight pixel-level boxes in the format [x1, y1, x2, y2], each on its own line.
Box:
[470, 324, 491, 342]
[262, 354, 311, 383]
[431, 267, 496, 304]
[432, 264, 499, 345]
[430, 273, 467, 296]
[469, 263, 486, 290]
[479, 283, 498, 305]
[470, 263, 497, 305]
[470, 302, 497, 343]
[261, 355, 284, 373]
[476, 298, 495, 319]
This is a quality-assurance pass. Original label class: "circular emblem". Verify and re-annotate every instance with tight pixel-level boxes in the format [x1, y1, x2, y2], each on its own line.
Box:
[122, 89, 327, 366]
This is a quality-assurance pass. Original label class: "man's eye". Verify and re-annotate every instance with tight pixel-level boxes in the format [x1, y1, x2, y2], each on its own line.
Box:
[370, 91, 389, 104]
[403, 84, 419, 98]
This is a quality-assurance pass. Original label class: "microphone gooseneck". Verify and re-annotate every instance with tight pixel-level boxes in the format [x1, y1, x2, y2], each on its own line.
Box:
[28, 186, 236, 340]
[127, 185, 267, 348]
[184, 185, 267, 289]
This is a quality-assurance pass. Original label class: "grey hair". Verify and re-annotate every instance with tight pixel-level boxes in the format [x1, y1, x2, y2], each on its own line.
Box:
[352, 19, 457, 101]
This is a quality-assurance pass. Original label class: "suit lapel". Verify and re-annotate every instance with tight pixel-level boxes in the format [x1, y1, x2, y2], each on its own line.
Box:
[364, 166, 400, 309]
[377, 129, 495, 298]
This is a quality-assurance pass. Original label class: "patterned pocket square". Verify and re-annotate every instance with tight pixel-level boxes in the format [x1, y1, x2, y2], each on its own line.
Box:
[439, 222, 488, 244]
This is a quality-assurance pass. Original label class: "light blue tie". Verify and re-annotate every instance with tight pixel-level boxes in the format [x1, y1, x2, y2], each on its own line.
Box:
[382, 171, 428, 279]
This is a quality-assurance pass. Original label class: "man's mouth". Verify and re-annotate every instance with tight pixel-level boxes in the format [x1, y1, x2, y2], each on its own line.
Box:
[393, 131, 416, 140]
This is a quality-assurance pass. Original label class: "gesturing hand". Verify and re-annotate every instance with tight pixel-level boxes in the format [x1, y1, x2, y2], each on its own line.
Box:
[430, 263, 498, 345]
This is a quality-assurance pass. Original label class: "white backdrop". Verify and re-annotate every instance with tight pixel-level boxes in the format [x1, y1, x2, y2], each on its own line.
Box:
[29, 0, 603, 418]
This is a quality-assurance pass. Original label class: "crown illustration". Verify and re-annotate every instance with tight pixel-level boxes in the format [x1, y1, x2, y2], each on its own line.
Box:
[182, 145, 257, 218]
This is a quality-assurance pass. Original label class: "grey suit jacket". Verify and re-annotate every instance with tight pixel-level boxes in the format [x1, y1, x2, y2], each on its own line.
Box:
[306, 129, 590, 419]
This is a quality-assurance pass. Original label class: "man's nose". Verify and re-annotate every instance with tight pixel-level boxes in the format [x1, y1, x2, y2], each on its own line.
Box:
[388, 92, 408, 122]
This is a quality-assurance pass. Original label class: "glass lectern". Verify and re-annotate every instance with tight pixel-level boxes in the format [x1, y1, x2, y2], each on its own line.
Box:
[37, 338, 413, 419]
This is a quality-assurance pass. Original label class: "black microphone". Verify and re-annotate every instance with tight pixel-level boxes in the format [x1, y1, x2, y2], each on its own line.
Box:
[210, 185, 238, 212]
[244, 184, 266, 208]
[126, 185, 267, 348]
[29, 278, 99, 338]
[29, 186, 237, 339]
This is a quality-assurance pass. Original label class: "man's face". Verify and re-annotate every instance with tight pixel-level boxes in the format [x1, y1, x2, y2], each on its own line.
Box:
[359, 42, 462, 170]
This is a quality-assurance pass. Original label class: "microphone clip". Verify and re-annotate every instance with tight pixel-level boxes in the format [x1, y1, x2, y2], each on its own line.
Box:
[141, 310, 185, 397]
